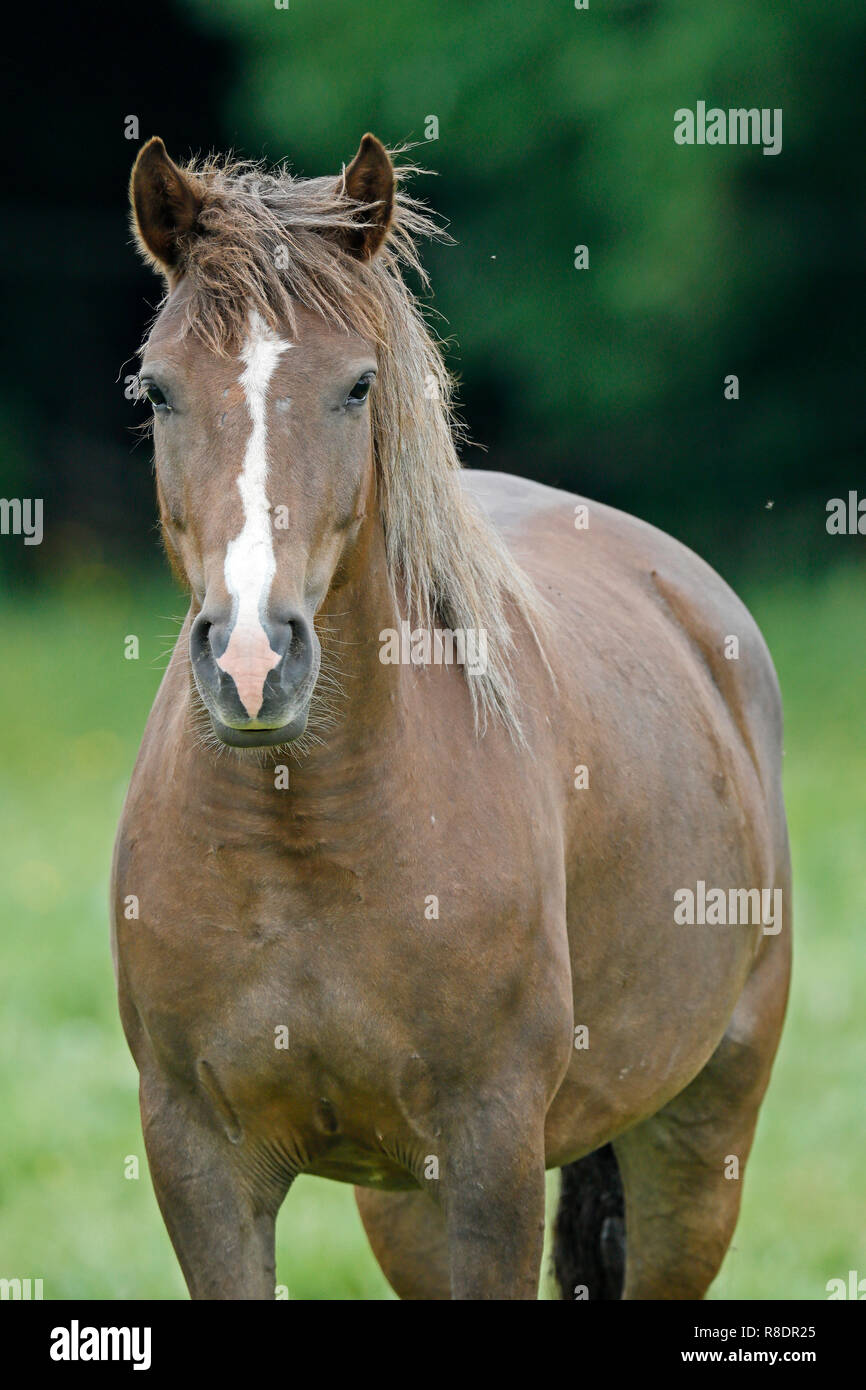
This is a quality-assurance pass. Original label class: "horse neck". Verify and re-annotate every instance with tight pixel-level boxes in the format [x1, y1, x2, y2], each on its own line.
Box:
[308, 506, 407, 762]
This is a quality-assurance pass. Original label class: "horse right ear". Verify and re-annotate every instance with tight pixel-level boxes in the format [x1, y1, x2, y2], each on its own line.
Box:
[334, 134, 395, 260]
[130, 137, 202, 277]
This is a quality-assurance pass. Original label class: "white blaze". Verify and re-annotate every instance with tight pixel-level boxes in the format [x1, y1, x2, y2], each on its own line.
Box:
[216, 311, 290, 718]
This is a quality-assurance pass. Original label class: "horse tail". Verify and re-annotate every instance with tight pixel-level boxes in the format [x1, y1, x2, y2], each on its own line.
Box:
[553, 1144, 626, 1299]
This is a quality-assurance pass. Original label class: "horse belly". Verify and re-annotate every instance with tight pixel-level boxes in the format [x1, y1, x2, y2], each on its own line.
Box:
[547, 756, 776, 1163]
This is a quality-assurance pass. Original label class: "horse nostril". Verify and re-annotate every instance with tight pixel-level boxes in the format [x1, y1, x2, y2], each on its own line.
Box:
[288, 621, 305, 663]
[190, 615, 215, 667]
[280, 615, 314, 669]
[264, 611, 309, 667]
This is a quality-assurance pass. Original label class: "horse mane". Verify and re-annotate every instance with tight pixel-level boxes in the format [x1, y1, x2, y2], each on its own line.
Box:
[144, 148, 550, 743]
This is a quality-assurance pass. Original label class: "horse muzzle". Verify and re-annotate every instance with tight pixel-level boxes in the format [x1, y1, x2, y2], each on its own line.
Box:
[189, 607, 319, 746]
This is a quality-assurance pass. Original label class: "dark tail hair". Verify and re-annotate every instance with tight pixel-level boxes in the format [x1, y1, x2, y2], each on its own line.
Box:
[553, 1144, 626, 1299]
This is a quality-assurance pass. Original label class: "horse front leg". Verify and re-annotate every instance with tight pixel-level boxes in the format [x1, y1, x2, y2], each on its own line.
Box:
[139, 1068, 287, 1300]
[440, 1097, 547, 1300]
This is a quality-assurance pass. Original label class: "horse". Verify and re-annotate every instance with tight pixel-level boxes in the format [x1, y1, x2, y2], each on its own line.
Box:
[112, 132, 791, 1300]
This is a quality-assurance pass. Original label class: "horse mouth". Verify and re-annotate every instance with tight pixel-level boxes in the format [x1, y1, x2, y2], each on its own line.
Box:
[208, 711, 310, 748]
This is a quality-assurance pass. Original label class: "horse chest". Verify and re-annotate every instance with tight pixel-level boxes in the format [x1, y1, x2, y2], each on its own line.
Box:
[121, 859, 503, 1111]
[139, 915, 453, 1184]
[115, 773, 562, 1185]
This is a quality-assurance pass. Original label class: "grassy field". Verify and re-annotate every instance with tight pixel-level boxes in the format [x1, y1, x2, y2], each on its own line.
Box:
[0, 560, 863, 1300]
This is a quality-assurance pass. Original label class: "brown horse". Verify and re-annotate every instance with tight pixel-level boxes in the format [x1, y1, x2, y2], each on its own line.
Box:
[112, 133, 791, 1300]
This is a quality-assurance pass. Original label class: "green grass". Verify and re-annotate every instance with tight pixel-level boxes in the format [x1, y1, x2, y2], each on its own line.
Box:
[0, 561, 863, 1299]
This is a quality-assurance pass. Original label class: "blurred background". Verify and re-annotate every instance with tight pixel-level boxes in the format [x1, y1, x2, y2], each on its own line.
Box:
[0, 0, 863, 1298]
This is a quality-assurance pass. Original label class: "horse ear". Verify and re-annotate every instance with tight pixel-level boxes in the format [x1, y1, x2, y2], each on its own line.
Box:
[336, 134, 395, 260]
[130, 137, 202, 275]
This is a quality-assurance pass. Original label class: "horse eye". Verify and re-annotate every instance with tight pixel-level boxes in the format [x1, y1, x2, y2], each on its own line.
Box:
[142, 382, 170, 412]
[346, 374, 373, 405]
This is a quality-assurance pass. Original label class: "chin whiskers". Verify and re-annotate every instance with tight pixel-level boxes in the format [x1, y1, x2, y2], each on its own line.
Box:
[186, 692, 233, 762]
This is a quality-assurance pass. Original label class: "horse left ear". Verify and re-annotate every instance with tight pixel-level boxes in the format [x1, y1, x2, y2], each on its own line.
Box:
[130, 136, 202, 277]
[336, 134, 395, 260]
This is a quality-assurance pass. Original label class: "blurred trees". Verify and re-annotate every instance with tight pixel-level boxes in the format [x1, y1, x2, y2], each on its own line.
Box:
[2, 0, 863, 581]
